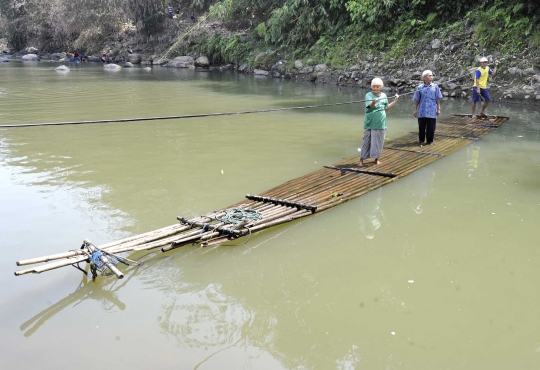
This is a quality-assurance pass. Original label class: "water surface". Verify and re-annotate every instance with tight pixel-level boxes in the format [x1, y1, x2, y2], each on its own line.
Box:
[1, 61, 539, 369]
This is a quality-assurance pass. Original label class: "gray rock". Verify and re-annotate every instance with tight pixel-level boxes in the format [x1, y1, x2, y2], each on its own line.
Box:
[366, 55, 374, 62]
[55, 65, 70, 72]
[272, 71, 281, 78]
[450, 42, 463, 53]
[220, 64, 233, 71]
[431, 39, 442, 49]
[271, 61, 285, 72]
[195, 56, 210, 67]
[50, 53, 64, 60]
[523, 67, 539, 76]
[25, 46, 38, 53]
[143, 67, 152, 71]
[253, 69, 269, 76]
[412, 71, 422, 78]
[238, 64, 249, 73]
[445, 82, 458, 90]
[507, 67, 522, 75]
[164, 56, 194, 68]
[350, 64, 361, 71]
[153, 58, 169, 65]
[315, 64, 328, 73]
[103, 63, 122, 71]
[294, 60, 304, 69]
[86, 56, 101, 63]
[127, 53, 142, 64]
[124, 62, 134, 68]
[299, 66, 314, 74]
[22, 54, 40, 61]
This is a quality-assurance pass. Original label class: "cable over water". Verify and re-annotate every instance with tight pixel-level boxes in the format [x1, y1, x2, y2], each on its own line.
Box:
[0, 71, 474, 129]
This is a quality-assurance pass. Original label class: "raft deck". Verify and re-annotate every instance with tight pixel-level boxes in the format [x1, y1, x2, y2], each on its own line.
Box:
[15, 114, 509, 277]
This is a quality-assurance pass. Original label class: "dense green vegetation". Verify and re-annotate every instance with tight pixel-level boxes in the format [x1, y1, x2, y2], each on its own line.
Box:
[196, 0, 540, 66]
[1, 0, 539, 67]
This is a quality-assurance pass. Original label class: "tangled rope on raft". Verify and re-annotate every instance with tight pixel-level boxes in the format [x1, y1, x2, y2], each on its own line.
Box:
[214, 207, 263, 225]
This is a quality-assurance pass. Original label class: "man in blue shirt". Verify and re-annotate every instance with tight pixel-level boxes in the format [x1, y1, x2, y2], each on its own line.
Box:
[413, 70, 443, 145]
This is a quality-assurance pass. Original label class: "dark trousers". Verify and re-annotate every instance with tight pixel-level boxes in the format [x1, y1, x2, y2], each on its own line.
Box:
[418, 117, 436, 144]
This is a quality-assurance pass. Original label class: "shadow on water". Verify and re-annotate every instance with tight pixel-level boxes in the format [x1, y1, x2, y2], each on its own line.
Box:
[19, 265, 138, 337]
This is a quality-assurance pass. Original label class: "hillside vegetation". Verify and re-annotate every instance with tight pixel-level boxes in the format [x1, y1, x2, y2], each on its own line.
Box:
[1, 1, 539, 62]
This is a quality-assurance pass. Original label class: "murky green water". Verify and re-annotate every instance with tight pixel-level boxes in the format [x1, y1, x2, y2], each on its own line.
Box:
[1, 61, 539, 369]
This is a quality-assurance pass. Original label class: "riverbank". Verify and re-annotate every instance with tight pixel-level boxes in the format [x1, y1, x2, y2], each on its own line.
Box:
[2, 14, 539, 106]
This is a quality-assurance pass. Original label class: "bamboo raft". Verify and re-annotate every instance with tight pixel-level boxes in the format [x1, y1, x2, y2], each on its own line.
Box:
[14, 114, 509, 279]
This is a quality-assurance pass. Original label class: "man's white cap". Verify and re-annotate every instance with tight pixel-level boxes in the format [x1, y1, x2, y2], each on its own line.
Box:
[422, 70, 433, 78]
[480, 57, 488, 62]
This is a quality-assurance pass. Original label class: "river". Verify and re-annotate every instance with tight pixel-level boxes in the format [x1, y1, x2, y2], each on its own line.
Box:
[1, 61, 539, 369]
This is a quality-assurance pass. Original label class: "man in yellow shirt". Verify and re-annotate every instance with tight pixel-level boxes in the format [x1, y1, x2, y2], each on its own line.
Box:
[472, 57, 498, 119]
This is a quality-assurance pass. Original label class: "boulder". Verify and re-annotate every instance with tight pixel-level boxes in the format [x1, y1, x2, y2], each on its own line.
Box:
[124, 62, 134, 68]
[523, 67, 539, 76]
[0, 56, 9, 63]
[450, 42, 463, 53]
[195, 56, 210, 67]
[253, 69, 269, 76]
[431, 39, 442, 49]
[294, 60, 303, 69]
[103, 63, 122, 71]
[153, 58, 169, 65]
[272, 71, 281, 78]
[50, 53, 64, 60]
[55, 65, 70, 72]
[507, 67, 522, 75]
[271, 61, 285, 72]
[22, 54, 40, 61]
[24, 46, 38, 54]
[299, 66, 314, 74]
[127, 53, 142, 64]
[238, 64, 249, 73]
[86, 56, 101, 62]
[220, 64, 233, 71]
[163, 56, 194, 68]
[315, 64, 328, 72]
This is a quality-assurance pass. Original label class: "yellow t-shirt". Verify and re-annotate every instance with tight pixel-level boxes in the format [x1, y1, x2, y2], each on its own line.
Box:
[473, 67, 491, 88]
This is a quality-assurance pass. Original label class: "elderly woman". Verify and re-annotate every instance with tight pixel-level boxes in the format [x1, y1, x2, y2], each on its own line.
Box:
[360, 78, 399, 167]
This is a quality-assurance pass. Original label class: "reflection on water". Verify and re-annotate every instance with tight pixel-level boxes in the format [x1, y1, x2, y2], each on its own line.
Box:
[2, 62, 540, 369]
[406, 167, 435, 215]
[20, 268, 136, 337]
[358, 187, 386, 239]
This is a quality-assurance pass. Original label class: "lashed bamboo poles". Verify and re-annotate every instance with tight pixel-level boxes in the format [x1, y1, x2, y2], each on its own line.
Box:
[14, 114, 509, 278]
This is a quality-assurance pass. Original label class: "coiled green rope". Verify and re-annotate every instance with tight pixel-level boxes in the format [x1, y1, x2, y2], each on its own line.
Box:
[214, 208, 263, 225]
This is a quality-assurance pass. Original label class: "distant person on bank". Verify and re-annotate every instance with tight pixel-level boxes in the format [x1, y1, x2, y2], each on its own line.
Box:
[413, 70, 442, 145]
[472, 57, 498, 119]
[359, 78, 400, 167]
[167, 5, 173, 18]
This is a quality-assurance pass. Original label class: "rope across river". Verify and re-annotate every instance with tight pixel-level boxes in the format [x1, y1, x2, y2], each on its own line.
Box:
[0, 71, 476, 129]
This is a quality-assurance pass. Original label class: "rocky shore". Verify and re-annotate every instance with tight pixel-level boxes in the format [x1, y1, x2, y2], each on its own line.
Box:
[2, 21, 539, 106]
